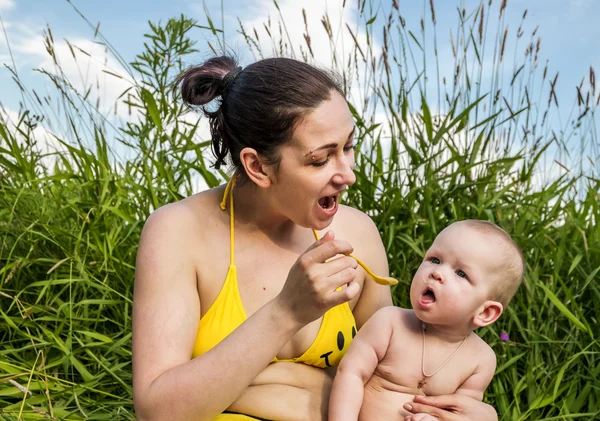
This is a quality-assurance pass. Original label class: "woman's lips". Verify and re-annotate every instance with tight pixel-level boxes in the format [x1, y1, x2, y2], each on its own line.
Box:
[317, 195, 338, 217]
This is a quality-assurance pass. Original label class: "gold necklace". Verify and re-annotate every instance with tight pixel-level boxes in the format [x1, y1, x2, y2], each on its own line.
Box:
[418, 323, 469, 389]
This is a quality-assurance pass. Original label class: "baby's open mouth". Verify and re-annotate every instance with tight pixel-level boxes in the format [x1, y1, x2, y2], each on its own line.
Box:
[422, 288, 436, 303]
[318, 195, 338, 210]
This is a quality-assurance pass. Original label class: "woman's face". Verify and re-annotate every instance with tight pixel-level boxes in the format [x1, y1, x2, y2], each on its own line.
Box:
[267, 91, 357, 230]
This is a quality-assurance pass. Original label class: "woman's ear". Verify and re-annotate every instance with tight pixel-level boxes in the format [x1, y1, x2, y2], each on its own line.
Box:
[472, 300, 503, 328]
[239, 147, 273, 188]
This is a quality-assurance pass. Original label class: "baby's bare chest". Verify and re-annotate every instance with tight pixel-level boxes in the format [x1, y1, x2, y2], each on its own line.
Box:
[373, 333, 478, 396]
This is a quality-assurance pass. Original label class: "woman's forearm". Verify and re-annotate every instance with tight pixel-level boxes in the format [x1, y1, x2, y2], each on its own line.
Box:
[134, 299, 302, 421]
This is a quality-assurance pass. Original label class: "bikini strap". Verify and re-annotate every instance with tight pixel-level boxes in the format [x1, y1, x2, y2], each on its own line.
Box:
[220, 177, 236, 266]
[221, 178, 319, 266]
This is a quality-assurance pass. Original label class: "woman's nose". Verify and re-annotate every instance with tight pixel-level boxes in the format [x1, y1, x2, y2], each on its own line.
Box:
[333, 155, 356, 186]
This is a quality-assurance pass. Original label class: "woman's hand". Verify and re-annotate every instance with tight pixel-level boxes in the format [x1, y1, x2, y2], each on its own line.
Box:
[276, 231, 360, 326]
[405, 414, 439, 421]
[404, 394, 498, 421]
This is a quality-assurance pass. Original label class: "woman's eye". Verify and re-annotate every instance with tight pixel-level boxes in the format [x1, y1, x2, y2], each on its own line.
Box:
[456, 269, 467, 279]
[311, 157, 330, 167]
[430, 257, 440, 264]
[343, 143, 356, 152]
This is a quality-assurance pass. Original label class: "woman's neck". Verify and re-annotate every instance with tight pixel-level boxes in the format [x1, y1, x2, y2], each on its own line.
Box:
[230, 180, 300, 243]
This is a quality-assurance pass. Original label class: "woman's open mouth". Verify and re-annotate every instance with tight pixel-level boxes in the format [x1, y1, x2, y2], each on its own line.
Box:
[317, 194, 339, 217]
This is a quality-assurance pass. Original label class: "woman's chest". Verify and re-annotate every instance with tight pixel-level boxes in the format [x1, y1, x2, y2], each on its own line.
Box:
[195, 235, 345, 360]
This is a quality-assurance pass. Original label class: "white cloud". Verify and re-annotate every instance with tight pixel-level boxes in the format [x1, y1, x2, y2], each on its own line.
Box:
[0, 20, 143, 163]
[0, 105, 66, 170]
[0, 16, 223, 191]
[0, 0, 14, 11]
[11, 34, 135, 119]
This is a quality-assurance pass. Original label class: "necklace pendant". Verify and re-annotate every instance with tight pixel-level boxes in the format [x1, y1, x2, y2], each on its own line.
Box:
[418, 378, 426, 389]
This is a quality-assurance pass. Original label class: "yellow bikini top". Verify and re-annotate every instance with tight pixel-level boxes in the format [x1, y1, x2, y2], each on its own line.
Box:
[192, 178, 357, 368]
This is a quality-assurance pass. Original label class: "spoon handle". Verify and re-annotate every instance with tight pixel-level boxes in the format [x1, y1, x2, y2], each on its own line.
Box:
[348, 253, 398, 286]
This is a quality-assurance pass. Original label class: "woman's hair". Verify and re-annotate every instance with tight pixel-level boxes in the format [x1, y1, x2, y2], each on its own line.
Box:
[176, 56, 344, 171]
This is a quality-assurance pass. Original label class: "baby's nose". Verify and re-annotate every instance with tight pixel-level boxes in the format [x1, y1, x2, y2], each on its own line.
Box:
[431, 269, 443, 282]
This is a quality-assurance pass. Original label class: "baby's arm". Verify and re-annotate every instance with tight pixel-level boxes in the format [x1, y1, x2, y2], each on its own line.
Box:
[455, 344, 497, 401]
[329, 306, 397, 421]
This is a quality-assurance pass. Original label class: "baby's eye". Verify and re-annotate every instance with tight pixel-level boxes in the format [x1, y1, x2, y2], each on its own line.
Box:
[456, 269, 468, 279]
[430, 257, 440, 264]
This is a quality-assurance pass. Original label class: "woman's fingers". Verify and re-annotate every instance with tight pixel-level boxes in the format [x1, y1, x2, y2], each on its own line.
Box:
[323, 256, 358, 277]
[303, 230, 335, 253]
[327, 280, 360, 307]
[403, 402, 452, 421]
[405, 395, 498, 421]
[405, 414, 440, 421]
[277, 232, 359, 325]
[301, 236, 354, 267]
[413, 395, 460, 410]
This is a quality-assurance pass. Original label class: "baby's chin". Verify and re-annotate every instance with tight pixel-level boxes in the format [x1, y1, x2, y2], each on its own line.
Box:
[412, 306, 473, 328]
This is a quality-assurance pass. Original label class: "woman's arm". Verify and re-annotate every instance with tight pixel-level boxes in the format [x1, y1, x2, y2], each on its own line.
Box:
[132, 206, 359, 421]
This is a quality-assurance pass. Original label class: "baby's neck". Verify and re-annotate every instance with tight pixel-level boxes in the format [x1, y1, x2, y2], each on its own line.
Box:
[419, 321, 474, 344]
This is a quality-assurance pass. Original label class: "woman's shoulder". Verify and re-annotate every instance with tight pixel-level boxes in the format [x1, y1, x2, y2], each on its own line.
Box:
[140, 186, 226, 244]
[333, 204, 381, 244]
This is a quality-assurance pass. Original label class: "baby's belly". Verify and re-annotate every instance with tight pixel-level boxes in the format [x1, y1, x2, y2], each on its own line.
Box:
[358, 374, 424, 421]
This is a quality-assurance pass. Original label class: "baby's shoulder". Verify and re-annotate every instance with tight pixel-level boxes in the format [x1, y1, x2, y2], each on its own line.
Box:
[371, 305, 414, 320]
[468, 333, 497, 369]
[369, 307, 420, 333]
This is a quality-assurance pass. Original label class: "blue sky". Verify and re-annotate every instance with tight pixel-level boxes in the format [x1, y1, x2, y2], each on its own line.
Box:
[0, 0, 598, 173]
[1, 0, 598, 110]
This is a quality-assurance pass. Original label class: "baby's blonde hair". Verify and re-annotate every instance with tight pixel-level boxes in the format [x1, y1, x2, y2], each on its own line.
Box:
[458, 220, 525, 307]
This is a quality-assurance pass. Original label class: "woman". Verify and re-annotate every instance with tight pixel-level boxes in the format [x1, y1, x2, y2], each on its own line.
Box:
[131, 56, 498, 421]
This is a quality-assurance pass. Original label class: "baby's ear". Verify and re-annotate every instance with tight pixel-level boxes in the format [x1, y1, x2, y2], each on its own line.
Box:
[472, 300, 503, 328]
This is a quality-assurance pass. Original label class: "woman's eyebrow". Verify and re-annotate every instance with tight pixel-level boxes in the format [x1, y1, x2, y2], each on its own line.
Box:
[347, 126, 356, 140]
[305, 127, 356, 156]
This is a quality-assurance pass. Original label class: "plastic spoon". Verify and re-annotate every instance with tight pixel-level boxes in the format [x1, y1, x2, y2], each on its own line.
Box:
[347, 253, 398, 286]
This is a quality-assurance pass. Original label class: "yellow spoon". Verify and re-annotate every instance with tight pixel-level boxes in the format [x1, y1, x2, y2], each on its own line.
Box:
[347, 253, 398, 286]
[312, 229, 398, 286]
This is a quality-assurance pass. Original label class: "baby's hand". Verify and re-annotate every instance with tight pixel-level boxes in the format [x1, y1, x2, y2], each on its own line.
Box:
[405, 414, 439, 421]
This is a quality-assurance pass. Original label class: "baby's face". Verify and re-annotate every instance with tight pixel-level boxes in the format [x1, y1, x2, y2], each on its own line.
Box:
[410, 223, 505, 327]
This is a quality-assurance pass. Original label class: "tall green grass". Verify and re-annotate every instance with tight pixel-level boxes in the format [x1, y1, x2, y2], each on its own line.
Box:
[1, 1, 598, 420]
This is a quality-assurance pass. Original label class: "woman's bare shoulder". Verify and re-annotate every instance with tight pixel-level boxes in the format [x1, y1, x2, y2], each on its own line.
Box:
[332, 204, 380, 243]
[141, 187, 226, 238]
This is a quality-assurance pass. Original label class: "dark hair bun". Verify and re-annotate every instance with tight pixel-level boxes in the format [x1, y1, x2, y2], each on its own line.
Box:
[177, 56, 238, 107]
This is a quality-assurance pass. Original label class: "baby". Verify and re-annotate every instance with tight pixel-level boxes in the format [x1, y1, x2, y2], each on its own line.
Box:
[329, 220, 524, 421]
